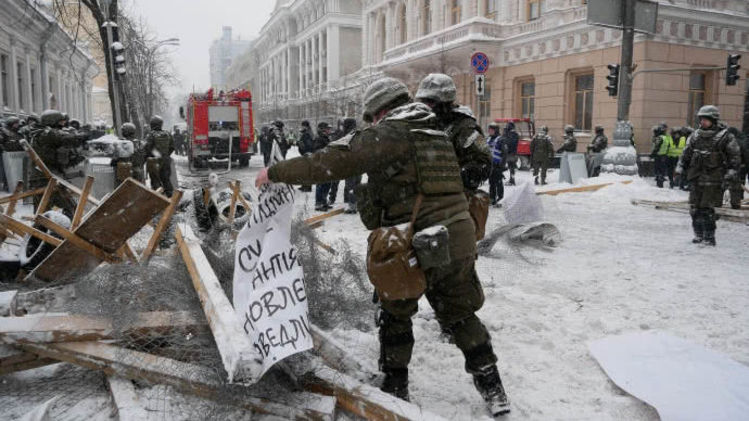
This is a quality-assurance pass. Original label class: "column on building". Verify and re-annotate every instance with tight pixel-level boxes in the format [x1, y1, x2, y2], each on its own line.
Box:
[319, 29, 326, 88]
[312, 34, 318, 90]
[56, 69, 64, 112]
[24, 50, 34, 114]
[9, 40, 20, 113]
[298, 43, 304, 99]
[384, 4, 393, 51]
[327, 24, 340, 84]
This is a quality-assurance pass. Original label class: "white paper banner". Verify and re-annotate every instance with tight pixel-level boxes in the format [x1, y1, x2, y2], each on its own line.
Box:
[233, 183, 313, 376]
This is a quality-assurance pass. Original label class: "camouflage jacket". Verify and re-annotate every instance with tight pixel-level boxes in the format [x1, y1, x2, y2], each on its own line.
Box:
[677, 123, 741, 186]
[530, 134, 554, 163]
[441, 106, 491, 190]
[31, 127, 81, 172]
[145, 130, 174, 159]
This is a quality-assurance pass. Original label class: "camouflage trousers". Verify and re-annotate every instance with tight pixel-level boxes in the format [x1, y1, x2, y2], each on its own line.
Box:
[378, 257, 498, 375]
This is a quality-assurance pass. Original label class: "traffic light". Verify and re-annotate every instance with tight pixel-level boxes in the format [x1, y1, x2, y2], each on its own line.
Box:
[726, 54, 741, 86]
[606, 64, 620, 97]
[108, 23, 126, 78]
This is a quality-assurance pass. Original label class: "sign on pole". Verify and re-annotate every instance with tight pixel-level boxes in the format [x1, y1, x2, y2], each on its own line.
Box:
[587, 0, 658, 34]
[475, 74, 486, 97]
[471, 52, 489, 74]
[233, 183, 313, 377]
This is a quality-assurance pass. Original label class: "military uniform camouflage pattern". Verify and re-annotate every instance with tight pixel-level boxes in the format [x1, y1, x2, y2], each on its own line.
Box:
[557, 126, 577, 153]
[530, 130, 554, 184]
[441, 106, 491, 191]
[268, 101, 498, 384]
[145, 129, 175, 196]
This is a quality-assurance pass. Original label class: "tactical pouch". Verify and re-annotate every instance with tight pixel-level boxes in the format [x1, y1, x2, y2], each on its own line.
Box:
[466, 190, 490, 241]
[367, 195, 426, 301]
[355, 183, 384, 230]
[412, 225, 450, 270]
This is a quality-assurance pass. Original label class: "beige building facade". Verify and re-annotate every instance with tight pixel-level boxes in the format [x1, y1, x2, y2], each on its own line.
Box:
[364, 0, 749, 151]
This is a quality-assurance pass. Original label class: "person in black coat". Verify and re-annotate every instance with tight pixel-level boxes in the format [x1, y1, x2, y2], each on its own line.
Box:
[501, 122, 519, 185]
[313, 122, 333, 210]
[297, 121, 314, 192]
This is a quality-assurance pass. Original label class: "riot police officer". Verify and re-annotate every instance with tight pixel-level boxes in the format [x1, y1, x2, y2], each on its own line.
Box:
[557, 124, 577, 153]
[530, 126, 554, 185]
[145, 115, 175, 197]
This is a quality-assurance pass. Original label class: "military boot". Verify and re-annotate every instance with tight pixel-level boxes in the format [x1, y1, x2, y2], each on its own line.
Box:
[473, 365, 510, 417]
[691, 212, 703, 244]
[381, 368, 409, 401]
[534, 176, 539, 185]
[703, 230, 716, 246]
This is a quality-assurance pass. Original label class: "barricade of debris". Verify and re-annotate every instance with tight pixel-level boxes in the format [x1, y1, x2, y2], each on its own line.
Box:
[0, 144, 443, 420]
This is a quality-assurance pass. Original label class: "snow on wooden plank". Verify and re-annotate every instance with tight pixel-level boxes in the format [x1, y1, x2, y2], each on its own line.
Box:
[302, 363, 446, 421]
[71, 176, 95, 229]
[20, 341, 334, 420]
[0, 345, 58, 375]
[0, 187, 46, 205]
[0, 290, 18, 316]
[141, 190, 183, 263]
[0, 311, 207, 345]
[537, 180, 633, 196]
[310, 324, 377, 379]
[175, 223, 262, 384]
[107, 376, 149, 421]
[304, 208, 345, 225]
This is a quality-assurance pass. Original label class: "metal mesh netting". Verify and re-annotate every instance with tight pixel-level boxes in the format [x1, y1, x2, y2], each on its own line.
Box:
[0, 207, 374, 419]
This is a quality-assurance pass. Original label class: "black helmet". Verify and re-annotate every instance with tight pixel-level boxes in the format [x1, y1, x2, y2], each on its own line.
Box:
[121, 122, 137, 139]
[273, 120, 284, 128]
[69, 119, 81, 130]
[4, 116, 20, 130]
[150, 115, 164, 131]
[301, 120, 310, 128]
[26, 114, 40, 125]
[40, 109, 64, 127]
[595, 125, 604, 133]
[342, 118, 357, 133]
[318, 122, 331, 131]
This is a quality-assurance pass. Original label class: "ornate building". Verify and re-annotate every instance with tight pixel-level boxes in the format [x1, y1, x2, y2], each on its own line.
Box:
[362, 0, 749, 149]
[0, 0, 97, 122]
[210, 27, 251, 90]
[226, 0, 364, 125]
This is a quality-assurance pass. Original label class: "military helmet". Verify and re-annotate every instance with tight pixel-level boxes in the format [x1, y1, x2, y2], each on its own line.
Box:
[27, 114, 40, 124]
[564, 124, 575, 133]
[317, 121, 331, 131]
[540, 125, 549, 133]
[342, 117, 357, 133]
[121, 122, 137, 138]
[697, 105, 720, 121]
[362, 77, 410, 123]
[69, 119, 81, 130]
[150, 115, 164, 130]
[652, 125, 662, 135]
[488, 122, 500, 130]
[4, 116, 20, 129]
[415, 73, 457, 104]
[40, 109, 64, 127]
[594, 125, 604, 133]
[273, 120, 284, 128]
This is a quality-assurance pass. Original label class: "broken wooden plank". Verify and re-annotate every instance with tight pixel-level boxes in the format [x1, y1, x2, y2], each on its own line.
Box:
[0, 311, 206, 345]
[28, 179, 170, 283]
[21, 341, 333, 420]
[6, 181, 24, 217]
[107, 376, 150, 421]
[175, 223, 261, 384]
[141, 190, 183, 263]
[304, 208, 345, 225]
[631, 199, 749, 223]
[34, 178, 58, 217]
[71, 176, 95, 229]
[36, 215, 121, 264]
[228, 181, 240, 225]
[0, 214, 62, 248]
[0, 187, 46, 205]
[537, 180, 633, 196]
[302, 362, 446, 421]
[0, 290, 18, 317]
[0, 345, 58, 375]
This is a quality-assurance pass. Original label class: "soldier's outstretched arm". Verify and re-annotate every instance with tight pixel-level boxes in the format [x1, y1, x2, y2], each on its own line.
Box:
[268, 128, 410, 185]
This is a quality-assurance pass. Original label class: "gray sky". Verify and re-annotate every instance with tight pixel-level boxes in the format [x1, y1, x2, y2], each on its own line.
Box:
[127, 0, 276, 94]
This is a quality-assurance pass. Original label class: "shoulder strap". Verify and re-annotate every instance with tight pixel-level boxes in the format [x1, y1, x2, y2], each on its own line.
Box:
[406, 194, 424, 241]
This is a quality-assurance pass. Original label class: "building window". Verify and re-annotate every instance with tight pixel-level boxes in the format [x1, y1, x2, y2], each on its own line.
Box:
[687, 71, 707, 127]
[17, 62, 25, 111]
[527, 0, 545, 21]
[450, 0, 461, 26]
[0, 54, 8, 108]
[422, 0, 432, 35]
[519, 80, 535, 119]
[485, 0, 497, 19]
[574, 73, 594, 131]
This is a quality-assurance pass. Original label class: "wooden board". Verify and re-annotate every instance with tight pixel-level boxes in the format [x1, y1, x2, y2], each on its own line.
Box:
[537, 180, 633, 196]
[107, 376, 150, 421]
[140, 190, 183, 263]
[310, 324, 377, 379]
[21, 341, 334, 420]
[175, 224, 261, 384]
[302, 362, 446, 421]
[28, 179, 170, 283]
[0, 344, 58, 375]
[0, 187, 46, 205]
[305, 208, 345, 225]
[631, 199, 749, 223]
[0, 290, 18, 317]
[0, 311, 206, 345]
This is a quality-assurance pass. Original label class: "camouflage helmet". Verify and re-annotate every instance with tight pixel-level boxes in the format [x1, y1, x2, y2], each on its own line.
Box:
[69, 119, 81, 130]
[594, 125, 604, 133]
[40, 109, 64, 127]
[564, 124, 575, 133]
[362, 77, 410, 123]
[4, 116, 20, 129]
[26, 113, 40, 124]
[488, 121, 500, 130]
[121, 122, 137, 138]
[697, 105, 720, 121]
[415, 73, 457, 104]
[540, 125, 549, 133]
[150, 115, 164, 130]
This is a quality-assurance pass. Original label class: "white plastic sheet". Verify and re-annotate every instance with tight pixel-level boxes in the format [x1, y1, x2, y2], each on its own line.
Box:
[589, 331, 749, 421]
[503, 181, 543, 225]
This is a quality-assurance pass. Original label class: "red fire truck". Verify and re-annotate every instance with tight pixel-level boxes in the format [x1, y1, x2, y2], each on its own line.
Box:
[182, 89, 255, 169]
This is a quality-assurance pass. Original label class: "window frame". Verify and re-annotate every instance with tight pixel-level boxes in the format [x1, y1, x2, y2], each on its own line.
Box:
[450, 0, 461, 26]
[527, 0, 544, 22]
[422, 0, 432, 35]
[687, 70, 710, 127]
[485, 0, 497, 19]
[567, 71, 595, 132]
[516, 78, 536, 120]
[0, 53, 9, 108]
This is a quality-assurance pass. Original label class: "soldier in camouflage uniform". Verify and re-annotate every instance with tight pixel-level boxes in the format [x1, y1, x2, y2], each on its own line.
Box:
[414, 73, 491, 192]
[256, 77, 510, 417]
[530, 125, 554, 185]
[557, 124, 577, 153]
[29, 110, 84, 217]
[145, 115, 175, 197]
[675, 105, 741, 246]
[115, 122, 147, 184]
[725, 127, 748, 209]
[18, 114, 40, 140]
